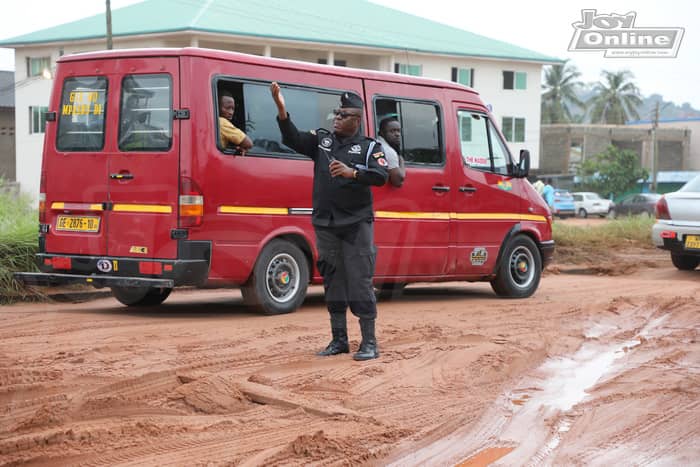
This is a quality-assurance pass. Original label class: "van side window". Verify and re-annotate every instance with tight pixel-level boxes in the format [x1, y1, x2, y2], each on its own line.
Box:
[457, 110, 510, 175]
[56, 76, 108, 151]
[118, 74, 172, 151]
[374, 98, 443, 166]
[215, 79, 342, 157]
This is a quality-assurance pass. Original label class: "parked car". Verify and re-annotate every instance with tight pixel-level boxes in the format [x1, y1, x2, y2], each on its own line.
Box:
[652, 175, 700, 270]
[551, 189, 576, 218]
[572, 192, 614, 218]
[613, 193, 661, 217]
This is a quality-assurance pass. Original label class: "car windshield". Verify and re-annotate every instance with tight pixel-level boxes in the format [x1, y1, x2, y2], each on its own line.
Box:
[679, 175, 700, 192]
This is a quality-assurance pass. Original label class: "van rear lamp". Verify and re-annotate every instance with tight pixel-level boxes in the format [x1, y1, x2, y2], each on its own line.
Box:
[179, 176, 204, 227]
[52, 257, 72, 270]
[44, 258, 52, 266]
[38, 193, 46, 223]
[139, 262, 163, 275]
[660, 231, 677, 239]
[163, 264, 173, 272]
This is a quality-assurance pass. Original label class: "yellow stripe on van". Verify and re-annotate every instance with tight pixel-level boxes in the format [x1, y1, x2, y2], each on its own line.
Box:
[375, 211, 451, 220]
[51, 202, 104, 211]
[112, 204, 172, 213]
[450, 213, 547, 222]
[219, 206, 288, 215]
[214, 206, 546, 223]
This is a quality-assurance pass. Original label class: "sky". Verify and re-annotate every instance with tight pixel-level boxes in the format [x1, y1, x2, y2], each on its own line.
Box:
[1, 0, 698, 112]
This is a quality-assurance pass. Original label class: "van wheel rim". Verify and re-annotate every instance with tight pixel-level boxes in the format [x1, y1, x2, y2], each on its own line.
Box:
[509, 246, 535, 289]
[266, 253, 300, 304]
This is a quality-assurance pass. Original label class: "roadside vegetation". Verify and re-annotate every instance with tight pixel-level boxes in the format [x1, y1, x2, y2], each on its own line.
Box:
[553, 215, 656, 264]
[0, 182, 38, 302]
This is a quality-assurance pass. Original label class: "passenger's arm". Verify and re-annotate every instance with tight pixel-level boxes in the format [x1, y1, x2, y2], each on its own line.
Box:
[389, 154, 406, 187]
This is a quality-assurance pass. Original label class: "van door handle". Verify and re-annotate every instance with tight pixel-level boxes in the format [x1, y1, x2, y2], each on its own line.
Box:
[459, 186, 477, 193]
[432, 185, 450, 192]
[110, 173, 134, 180]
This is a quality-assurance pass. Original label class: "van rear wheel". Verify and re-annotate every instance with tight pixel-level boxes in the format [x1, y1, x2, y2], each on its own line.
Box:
[490, 235, 541, 298]
[111, 286, 172, 306]
[245, 239, 309, 315]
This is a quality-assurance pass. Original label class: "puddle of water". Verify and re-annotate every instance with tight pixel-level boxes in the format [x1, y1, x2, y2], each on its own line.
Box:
[456, 447, 514, 467]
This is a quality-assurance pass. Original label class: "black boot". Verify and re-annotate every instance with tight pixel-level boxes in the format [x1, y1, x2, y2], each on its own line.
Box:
[317, 327, 349, 356]
[353, 319, 379, 361]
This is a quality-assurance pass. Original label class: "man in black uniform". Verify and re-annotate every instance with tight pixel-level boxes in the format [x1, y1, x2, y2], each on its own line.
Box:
[270, 82, 388, 361]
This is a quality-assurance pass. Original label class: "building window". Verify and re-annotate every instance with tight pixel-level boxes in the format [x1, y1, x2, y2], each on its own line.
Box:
[29, 106, 48, 134]
[451, 67, 474, 87]
[503, 70, 527, 90]
[501, 117, 526, 142]
[394, 63, 422, 76]
[27, 57, 51, 78]
[317, 59, 347, 67]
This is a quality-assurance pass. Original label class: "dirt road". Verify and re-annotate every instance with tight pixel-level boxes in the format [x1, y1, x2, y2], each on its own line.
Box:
[1, 249, 698, 466]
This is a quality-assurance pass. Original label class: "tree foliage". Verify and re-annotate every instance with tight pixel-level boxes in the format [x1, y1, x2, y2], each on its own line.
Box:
[577, 145, 648, 197]
[541, 60, 585, 124]
[588, 70, 643, 124]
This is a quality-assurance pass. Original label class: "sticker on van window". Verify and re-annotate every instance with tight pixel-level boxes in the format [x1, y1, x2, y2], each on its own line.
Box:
[62, 91, 104, 116]
[470, 247, 488, 266]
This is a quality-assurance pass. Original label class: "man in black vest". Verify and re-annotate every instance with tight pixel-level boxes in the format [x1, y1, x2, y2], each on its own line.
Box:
[270, 82, 388, 360]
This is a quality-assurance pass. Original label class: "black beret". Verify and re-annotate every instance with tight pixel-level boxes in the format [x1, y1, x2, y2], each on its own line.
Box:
[340, 92, 363, 109]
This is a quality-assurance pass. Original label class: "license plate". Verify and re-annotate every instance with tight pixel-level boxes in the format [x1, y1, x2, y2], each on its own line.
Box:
[56, 215, 100, 232]
[685, 235, 700, 250]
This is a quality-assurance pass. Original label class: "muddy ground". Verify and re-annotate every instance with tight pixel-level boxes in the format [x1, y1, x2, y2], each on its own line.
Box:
[0, 228, 698, 465]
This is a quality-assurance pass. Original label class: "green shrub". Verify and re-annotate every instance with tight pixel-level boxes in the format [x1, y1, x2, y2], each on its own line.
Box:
[0, 182, 39, 302]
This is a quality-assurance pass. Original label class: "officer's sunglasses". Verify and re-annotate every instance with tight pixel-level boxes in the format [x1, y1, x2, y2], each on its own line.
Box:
[332, 109, 361, 120]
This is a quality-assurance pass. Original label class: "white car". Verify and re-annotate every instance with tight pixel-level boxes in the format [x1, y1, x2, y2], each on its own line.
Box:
[652, 175, 700, 270]
[572, 192, 614, 218]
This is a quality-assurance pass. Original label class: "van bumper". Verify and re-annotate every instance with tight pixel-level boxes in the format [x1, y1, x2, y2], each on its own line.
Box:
[14, 272, 174, 289]
[539, 240, 555, 267]
[14, 242, 210, 289]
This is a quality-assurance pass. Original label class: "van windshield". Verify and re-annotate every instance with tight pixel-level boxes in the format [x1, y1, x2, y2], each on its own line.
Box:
[56, 76, 108, 151]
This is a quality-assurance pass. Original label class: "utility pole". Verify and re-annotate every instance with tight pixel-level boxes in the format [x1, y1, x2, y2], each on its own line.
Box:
[106, 0, 113, 50]
[650, 101, 659, 192]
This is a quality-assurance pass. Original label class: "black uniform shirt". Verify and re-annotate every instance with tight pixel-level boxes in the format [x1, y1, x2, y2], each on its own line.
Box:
[277, 114, 388, 227]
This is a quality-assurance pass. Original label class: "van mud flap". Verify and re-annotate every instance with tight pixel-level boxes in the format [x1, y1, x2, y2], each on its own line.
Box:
[14, 272, 174, 289]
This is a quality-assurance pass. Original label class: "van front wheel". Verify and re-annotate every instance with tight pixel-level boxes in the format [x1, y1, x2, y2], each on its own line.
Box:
[490, 235, 541, 298]
[111, 286, 172, 306]
[245, 239, 309, 315]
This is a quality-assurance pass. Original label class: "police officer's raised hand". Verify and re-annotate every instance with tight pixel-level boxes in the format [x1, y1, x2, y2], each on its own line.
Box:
[270, 82, 287, 120]
[329, 160, 354, 179]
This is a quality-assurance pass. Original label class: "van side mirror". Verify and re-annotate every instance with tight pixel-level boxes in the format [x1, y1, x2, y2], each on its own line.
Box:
[513, 149, 530, 178]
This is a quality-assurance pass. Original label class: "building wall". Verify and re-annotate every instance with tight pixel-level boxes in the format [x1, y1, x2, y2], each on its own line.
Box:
[628, 120, 699, 171]
[12, 36, 545, 199]
[540, 124, 691, 175]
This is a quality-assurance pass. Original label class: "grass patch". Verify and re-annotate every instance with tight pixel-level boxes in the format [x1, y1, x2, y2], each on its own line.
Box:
[0, 182, 39, 302]
[553, 216, 656, 263]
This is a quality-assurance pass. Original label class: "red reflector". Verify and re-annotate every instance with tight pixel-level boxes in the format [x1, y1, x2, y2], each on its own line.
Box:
[139, 262, 163, 275]
[52, 257, 72, 270]
[163, 264, 173, 272]
[660, 231, 677, 239]
[44, 259, 52, 265]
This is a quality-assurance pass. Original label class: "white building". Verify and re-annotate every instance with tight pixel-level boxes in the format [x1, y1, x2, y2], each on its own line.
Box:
[0, 0, 560, 199]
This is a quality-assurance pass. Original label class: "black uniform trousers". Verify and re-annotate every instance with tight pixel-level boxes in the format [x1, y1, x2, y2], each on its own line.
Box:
[315, 220, 377, 321]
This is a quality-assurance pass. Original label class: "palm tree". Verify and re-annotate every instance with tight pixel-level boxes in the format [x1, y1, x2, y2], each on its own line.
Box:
[541, 60, 585, 124]
[588, 70, 643, 124]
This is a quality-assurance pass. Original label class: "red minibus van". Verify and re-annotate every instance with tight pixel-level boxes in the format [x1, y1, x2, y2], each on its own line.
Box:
[15, 47, 554, 314]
